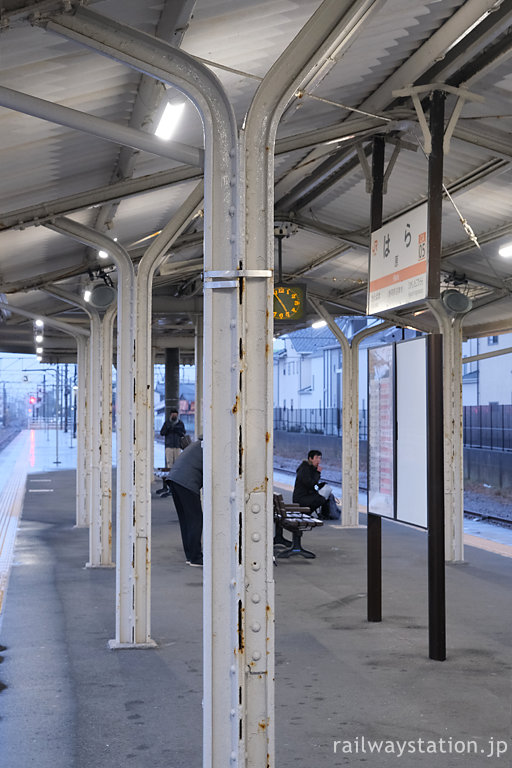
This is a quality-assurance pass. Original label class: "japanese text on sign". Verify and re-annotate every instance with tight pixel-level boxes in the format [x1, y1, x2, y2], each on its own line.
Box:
[368, 204, 428, 314]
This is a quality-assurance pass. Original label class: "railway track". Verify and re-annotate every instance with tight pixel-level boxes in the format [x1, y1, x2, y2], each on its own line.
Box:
[274, 465, 512, 528]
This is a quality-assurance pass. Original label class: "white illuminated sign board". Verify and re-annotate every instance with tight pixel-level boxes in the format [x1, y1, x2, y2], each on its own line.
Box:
[368, 204, 429, 314]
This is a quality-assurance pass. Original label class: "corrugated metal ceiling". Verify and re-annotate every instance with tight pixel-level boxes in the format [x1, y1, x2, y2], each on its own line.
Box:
[0, 0, 511, 358]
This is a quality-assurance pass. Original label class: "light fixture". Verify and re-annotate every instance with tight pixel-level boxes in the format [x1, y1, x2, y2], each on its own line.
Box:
[83, 288, 92, 303]
[36, 356, 42, 362]
[498, 243, 512, 258]
[35, 318, 44, 328]
[155, 101, 185, 141]
[36, 346, 43, 354]
[35, 333, 43, 343]
[98, 249, 109, 259]
[312, 320, 327, 329]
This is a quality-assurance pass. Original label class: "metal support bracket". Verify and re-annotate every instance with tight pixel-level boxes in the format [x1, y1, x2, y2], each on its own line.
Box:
[356, 143, 372, 193]
[203, 269, 272, 289]
[357, 140, 403, 194]
[392, 83, 484, 154]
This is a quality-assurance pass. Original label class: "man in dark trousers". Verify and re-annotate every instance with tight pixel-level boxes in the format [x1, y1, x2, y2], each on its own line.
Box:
[293, 449, 332, 519]
[168, 438, 203, 567]
[160, 408, 186, 468]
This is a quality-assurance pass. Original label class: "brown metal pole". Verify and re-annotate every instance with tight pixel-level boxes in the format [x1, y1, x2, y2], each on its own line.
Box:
[427, 334, 446, 660]
[367, 135, 385, 623]
[427, 91, 446, 660]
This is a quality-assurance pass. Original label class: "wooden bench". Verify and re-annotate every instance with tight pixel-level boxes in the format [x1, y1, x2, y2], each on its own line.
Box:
[273, 493, 323, 559]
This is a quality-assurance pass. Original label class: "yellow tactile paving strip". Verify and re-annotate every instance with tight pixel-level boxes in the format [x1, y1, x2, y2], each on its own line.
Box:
[464, 534, 512, 559]
[0, 432, 29, 615]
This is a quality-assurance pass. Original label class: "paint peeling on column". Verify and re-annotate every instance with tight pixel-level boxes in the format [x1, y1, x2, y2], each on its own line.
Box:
[232, 395, 239, 414]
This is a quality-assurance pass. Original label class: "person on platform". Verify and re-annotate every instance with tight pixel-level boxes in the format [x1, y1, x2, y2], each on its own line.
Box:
[168, 438, 203, 567]
[160, 408, 186, 468]
[293, 449, 340, 520]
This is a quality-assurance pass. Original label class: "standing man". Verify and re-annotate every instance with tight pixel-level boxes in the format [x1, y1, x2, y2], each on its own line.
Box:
[160, 408, 186, 468]
[168, 439, 203, 567]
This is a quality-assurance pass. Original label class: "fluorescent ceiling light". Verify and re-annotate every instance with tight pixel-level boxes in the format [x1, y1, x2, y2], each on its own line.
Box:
[155, 102, 185, 141]
[498, 243, 512, 258]
[312, 320, 327, 329]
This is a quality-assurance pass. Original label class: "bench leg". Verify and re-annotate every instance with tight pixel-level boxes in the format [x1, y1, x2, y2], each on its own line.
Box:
[277, 530, 316, 559]
[274, 523, 292, 548]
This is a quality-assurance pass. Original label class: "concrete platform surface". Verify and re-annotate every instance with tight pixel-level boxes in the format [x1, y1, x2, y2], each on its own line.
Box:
[0, 467, 510, 767]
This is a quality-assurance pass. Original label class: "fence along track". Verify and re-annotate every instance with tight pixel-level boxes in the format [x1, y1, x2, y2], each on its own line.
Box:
[0, 432, 29, 615]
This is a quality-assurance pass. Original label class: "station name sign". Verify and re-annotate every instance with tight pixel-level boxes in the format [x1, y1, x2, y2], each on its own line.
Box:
[367, 204, 432, 314]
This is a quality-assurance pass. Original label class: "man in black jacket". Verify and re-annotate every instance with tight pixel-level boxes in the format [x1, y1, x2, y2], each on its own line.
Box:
[292, 449, 331, 519]
[160, 408, 186, 468]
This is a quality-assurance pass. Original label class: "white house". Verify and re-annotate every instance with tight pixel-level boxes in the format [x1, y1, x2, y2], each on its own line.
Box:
[463, 333, 512, 406]
[274, 323, 512, 427]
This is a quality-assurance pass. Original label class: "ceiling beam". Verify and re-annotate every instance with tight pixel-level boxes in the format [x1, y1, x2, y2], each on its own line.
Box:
[0, 85, 203, 168]
[92, 0, 199, 235]
[0, 166, 201, 233]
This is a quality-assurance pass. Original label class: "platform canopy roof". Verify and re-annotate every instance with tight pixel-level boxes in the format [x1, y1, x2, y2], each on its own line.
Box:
[1, 0, 511, 361]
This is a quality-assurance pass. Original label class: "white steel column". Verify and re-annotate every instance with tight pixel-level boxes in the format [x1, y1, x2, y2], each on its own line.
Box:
[194, 314, 203, 439]
[430, 302, 465, 562]
[42, 5, 384, 767]
[85, 311, 103, 567]
[76, 335, 89, 528]
[43, 284, 104, 566]
[134, 183, 204, 645]
[309, 298, 393, 526]
[42, 17, 243, 731]
[45, 217, 137, 645]
[244, 2, 385, 763]
[307, 297, 356, 524]
[99, 303, 116, 567]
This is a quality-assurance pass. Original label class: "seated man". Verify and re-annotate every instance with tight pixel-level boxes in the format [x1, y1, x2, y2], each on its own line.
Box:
[293, 449, 338, 520]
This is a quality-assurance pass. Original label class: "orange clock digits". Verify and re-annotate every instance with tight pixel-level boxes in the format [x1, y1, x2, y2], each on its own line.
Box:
[273, 284, 304, 320]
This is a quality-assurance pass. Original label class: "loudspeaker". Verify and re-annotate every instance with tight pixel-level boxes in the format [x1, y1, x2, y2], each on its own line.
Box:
[89, 282, 117, 309]
[441, 289, 472, 314]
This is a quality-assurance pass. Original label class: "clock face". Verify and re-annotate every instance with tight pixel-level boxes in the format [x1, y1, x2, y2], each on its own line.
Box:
[273, 283, 306, 322]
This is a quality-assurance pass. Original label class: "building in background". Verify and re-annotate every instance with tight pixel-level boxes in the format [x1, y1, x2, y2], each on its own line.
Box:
[274, 322, 512, 437]
[463, 333, 512, 406]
